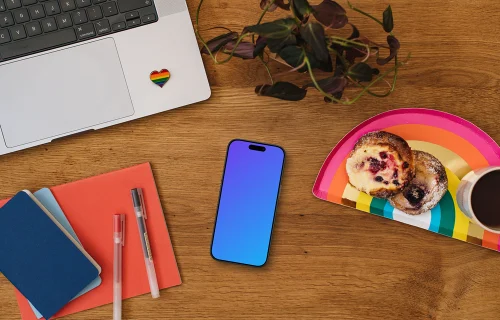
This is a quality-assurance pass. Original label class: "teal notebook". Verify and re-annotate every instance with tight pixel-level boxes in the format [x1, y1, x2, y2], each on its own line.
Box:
[0, 190, 101, 320]
[29, 188, 102, 319]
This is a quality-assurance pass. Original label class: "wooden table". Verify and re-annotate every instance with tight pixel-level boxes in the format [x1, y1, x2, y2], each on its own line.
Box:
[1, 0, 500, 319]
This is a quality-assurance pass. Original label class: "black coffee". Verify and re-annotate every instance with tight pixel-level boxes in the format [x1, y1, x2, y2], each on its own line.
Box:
[471, 170, 500, 228]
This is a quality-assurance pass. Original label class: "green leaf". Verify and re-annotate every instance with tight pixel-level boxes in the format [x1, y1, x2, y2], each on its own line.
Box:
[278, 46, 333, 72]
[292, 0, 313, 21]
[309, 52, 333, 72]
[383, 5, 393, 32]
[244, 18, 297, 39]
[278, 46, 306, 71]
[300, 22, 329, 63]
[347, 62, 373, 82]
[256, 82, 307, 101]
[266, 34, 297, 53]
[253, 36, 267, 57]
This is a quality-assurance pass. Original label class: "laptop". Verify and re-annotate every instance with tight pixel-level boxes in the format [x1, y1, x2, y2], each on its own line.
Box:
[0, 0, 210, 156]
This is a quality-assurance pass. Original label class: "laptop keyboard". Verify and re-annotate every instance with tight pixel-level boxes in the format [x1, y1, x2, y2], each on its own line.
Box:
[0, 0, 157, 61]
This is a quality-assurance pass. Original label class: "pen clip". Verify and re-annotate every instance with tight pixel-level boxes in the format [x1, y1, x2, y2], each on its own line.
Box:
[139, 188, 147, 220]
[121, 215, 125, 246]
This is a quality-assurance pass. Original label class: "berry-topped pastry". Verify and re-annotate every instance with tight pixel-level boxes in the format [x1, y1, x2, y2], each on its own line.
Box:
[390, 151, 448, 215]
[346, 131, 415, 199]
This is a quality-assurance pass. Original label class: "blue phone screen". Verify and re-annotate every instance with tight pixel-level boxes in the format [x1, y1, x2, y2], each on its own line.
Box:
[211, 140, 285, 266]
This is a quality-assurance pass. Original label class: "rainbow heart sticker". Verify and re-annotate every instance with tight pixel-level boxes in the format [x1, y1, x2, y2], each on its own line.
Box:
[150, 69, 170, 88]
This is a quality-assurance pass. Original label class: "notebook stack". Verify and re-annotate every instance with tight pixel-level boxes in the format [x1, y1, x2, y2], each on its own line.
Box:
[0, 189, 102, 320]
[0, 163, 181, 320]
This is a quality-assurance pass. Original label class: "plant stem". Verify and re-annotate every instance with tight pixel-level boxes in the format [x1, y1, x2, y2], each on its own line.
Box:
[354, 54, 407, 98]
[303, 53, 343, 104]
[329, 37, 371, 63]
[215, 33, 251, 64]
[329, 47, 348, 69]
[329, 36, 367, 48]
[353, 80, 393, 98]
[329, 38, 371, 60]
[391, 54, 399, 91]
[257, 0, 275, 24]
[306, 51, 407, 105]
[196, 0, 270, 67]
[347, 1, 384, 27]
[346, 54, 409, 103]
[252, 0, 275, 43]
[274, 59, 307, 77]
[258, 55, 274, 84]
[195, 0, 218, 61]
[200, 26, 232, 33]
[195, 0, 250, 64]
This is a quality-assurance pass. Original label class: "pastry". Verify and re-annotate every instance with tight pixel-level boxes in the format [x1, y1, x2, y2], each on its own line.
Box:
[389, 151, 448, 215]
[346, 131, 415, 198]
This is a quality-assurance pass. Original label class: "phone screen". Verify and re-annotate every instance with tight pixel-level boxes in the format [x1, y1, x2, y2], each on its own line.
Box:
[211, 140, 285, 267]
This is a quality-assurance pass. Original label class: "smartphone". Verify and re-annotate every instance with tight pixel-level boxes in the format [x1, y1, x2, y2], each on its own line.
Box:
[211, 139, 285, 267]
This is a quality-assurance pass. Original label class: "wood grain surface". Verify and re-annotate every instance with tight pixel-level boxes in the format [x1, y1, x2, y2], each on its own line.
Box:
[1, 0, 500, 319]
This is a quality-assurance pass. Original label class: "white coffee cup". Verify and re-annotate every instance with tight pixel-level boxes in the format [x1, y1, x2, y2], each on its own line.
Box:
[457, 166, 500, 234]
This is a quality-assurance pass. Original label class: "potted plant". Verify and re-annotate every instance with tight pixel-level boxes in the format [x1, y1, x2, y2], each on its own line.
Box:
[196, 0, 409, 104]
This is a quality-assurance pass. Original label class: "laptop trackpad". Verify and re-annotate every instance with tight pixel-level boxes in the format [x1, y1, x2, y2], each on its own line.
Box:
[0, 38, 134, 148]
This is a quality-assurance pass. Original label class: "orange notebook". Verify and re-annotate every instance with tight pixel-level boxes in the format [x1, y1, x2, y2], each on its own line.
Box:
[0, 163, 181, 319]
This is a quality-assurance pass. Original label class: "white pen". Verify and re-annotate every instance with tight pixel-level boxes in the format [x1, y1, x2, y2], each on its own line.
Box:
[131, 188, 160, 299]
[113, 214, 125, 320]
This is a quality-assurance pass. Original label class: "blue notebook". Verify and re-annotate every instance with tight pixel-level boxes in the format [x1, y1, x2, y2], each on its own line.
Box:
[0, 190, 101, 320]
[29, 188, 102, 319]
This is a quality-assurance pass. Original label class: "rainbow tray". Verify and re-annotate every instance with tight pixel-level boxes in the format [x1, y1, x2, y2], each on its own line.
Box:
[313, 109, 500, 252]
